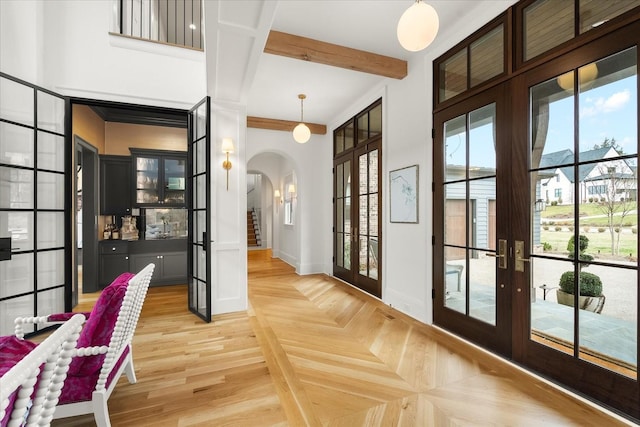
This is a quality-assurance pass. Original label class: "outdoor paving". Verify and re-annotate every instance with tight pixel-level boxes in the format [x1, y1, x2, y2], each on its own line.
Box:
[445, 256, 638, 368]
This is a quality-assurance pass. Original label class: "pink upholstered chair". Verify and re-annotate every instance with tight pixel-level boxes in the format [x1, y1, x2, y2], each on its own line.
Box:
[10, 263, 155, 427]
[0, 313, 85, 427]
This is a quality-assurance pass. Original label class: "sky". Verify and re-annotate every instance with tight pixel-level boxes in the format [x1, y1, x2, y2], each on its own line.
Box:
[445, 63, 638, 171]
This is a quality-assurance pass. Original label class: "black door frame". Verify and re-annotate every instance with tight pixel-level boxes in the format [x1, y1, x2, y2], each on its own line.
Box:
[74, 136, 99, 299]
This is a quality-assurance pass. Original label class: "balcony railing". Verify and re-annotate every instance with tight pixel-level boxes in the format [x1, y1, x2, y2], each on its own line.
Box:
[117, 0, 203, 50]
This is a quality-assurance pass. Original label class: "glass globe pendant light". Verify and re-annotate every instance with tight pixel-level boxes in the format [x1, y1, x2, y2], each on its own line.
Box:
[293, 94, 311, 144]
[397, 0, 439, 52]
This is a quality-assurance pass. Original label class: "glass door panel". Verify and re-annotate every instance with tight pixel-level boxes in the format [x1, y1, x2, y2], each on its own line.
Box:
[334, 157, 352, 278]
[135, 156, 159, 203]
[0, 74, 68, 336]
[527, 48, 638, 380]
[435, 83, 510, 355]
[187, 97, 211, 322]
[164, 158, 186, 204]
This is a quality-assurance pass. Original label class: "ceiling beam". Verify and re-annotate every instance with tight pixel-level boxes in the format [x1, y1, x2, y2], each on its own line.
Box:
[264, 30, 407, 80]
[247, 116, 327, 135]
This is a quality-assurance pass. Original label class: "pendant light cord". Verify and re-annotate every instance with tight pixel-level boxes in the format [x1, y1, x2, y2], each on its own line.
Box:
[298, 93, 306, 122]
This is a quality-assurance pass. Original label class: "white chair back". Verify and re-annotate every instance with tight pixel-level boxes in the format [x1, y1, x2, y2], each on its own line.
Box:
[0, 313, 85, 427]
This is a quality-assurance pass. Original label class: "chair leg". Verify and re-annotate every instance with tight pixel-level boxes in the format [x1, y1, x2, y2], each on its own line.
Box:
[123, 351, 137, 384]
[93, 392, 111, 427]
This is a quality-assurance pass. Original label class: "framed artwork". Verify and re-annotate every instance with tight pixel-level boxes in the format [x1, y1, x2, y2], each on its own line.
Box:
[389, 164, 418, 223]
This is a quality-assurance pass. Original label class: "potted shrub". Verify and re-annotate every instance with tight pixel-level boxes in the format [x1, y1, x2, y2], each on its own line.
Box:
[556, 235, 605, 313]
[556, 271, 605, 313]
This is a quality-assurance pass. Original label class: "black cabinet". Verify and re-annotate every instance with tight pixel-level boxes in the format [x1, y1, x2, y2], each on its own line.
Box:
[100, 155, 132, 215]
[129, 239, 187, 286]
[99, 241, 129, 289]
[130, 149, 186, 207]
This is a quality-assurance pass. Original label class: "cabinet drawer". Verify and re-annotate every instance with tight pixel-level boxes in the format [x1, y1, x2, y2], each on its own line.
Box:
[99, 241, 129, 254]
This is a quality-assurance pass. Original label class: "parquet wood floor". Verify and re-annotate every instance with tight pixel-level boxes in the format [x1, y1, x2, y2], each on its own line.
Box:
[51, 251, 633, 426]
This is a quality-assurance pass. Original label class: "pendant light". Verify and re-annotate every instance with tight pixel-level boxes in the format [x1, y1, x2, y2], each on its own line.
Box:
[292, 94, 311, 144]
[397, 0, 439, 52]
[557, 63, 599, 92]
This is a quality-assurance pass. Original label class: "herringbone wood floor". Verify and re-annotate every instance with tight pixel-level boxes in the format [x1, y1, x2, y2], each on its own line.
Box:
[52, 250, 632, 426]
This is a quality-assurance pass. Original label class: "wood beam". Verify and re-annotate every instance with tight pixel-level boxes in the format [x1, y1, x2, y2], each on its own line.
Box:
[247, 116, 327, 135]
[264, 30, 407, 80]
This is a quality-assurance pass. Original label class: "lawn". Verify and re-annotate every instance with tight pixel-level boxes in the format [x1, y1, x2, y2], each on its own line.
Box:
[539, 229, 638, 258]
[542, 203, 637, 227]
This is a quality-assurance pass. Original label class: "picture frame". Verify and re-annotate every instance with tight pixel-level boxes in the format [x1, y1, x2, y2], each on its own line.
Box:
[389, 165, 418, 223]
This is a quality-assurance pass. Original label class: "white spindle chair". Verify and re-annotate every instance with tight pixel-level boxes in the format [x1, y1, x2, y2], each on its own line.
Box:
[0, 313, 85, 427]
[11, 263, 155, 427]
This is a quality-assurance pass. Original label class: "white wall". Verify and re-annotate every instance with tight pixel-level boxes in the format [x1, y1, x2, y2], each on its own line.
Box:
[0, 1, 44, 85]
[319, 1, 517, 324]
[1, 0, 206, 109]
[3, 0, 517, 324]
[247, 129, 331, 274]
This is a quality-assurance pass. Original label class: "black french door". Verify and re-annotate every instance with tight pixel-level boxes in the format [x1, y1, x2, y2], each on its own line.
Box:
[187, 96, 211, 322]
[0, 73, 71, 335]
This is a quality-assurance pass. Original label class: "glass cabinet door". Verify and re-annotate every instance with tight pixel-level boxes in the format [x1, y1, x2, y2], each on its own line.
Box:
[135, 156, 159, 204]
[163, 158, 186, 204]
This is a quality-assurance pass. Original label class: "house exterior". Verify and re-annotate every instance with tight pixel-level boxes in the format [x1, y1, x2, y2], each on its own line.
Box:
[541, 147, 637, 205]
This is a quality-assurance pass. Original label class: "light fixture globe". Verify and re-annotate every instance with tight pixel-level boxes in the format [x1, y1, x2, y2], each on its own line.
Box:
[293, 122, 311, 143]
[292, 94, 311, 143]
[557, 63, 599, 92]
[397, 1, 439, 52]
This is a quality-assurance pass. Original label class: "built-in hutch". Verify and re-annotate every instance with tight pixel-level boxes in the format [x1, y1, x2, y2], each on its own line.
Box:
[98, 148, 187, 288]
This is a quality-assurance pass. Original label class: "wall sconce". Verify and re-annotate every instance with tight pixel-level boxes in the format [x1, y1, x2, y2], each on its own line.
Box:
[221, 138, 234, 191]
[288, 184, 296, 199]
[397, 0, 439, 52]
[274, 189, 282, 204]
[535, 198, 546, 213]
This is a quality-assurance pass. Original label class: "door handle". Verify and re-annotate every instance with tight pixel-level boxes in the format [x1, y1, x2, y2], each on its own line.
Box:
[515, 240, 530, 272]
[0, 237, 11, 261]
[486, 239, 508, 269]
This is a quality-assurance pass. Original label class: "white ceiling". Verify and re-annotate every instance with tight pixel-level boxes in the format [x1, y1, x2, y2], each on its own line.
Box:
[245, 0, 503, 127]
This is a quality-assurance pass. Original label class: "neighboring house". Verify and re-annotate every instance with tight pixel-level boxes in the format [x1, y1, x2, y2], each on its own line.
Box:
[539, 147, 636, 205]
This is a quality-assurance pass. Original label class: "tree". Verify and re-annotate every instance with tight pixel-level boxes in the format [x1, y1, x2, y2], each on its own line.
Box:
[594, 163, 636, 255]
[593, 137, 623, 154]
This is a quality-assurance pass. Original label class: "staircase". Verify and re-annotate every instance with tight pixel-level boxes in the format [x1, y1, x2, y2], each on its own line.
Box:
[247, 210, 261, 247]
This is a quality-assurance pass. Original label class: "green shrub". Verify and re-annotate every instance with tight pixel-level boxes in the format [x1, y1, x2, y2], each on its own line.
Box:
[543, 225, 549, 231]
[598, 227, 605, 233]
[550, 201, 558, 206]
[558, 271, 602, 297]
[614, 227, 620, 233]
[567, 234, 594, 263]
[554, 226, 562, 231]
[542, 242, 552, 251]
[568, 226, 574, 231]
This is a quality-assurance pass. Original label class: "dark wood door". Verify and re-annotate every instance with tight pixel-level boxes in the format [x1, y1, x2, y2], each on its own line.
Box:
[434, 83, 512, 356]
[510, 38, 640, 417]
